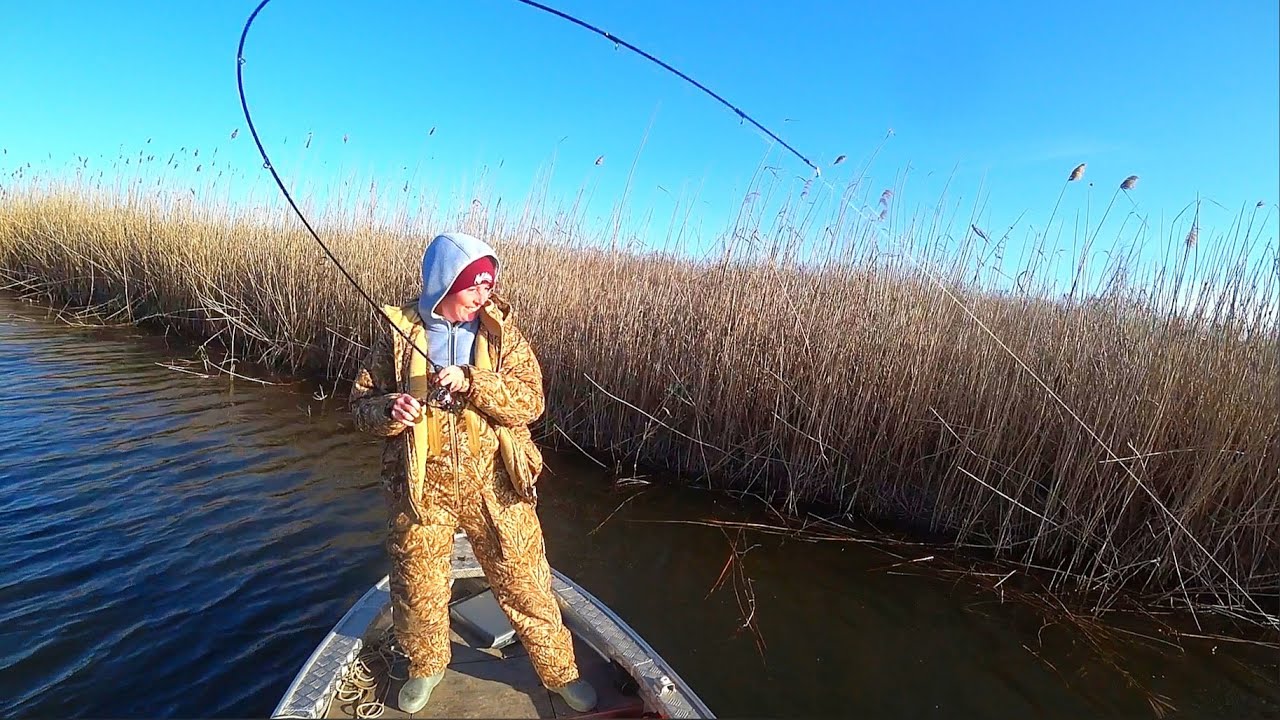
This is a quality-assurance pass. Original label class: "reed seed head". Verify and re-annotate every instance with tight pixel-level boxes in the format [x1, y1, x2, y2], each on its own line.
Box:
[1121, 175, 1139, 190]
[1068, 163, 1086, 181]
[0, 154, 1276, 611]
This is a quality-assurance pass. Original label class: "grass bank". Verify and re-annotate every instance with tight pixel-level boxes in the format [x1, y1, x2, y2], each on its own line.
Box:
[2, 167, 1277, 625]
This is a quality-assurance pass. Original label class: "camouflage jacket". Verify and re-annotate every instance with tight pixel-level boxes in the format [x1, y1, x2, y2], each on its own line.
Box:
[349, 293, 545, 524]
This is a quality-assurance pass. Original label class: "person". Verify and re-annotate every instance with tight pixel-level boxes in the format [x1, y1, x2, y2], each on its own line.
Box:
[348, 232, 597, 714]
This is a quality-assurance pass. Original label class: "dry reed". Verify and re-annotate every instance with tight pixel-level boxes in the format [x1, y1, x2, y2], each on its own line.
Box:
[1, 154, 1277, 628]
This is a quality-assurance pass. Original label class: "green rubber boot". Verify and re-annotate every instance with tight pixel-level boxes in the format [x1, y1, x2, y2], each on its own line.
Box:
[552, 678, 598, 713]
[398, 671, 445, 714]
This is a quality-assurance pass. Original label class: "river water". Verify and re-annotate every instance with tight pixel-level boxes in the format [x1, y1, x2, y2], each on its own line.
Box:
[1, 293, 1276, 719]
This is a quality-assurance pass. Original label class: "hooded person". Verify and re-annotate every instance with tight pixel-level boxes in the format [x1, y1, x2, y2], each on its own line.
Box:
[348, 232, 597, 714]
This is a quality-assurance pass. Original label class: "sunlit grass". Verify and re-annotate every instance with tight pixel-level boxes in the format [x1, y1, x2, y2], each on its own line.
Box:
[1, 145, 1277, 624]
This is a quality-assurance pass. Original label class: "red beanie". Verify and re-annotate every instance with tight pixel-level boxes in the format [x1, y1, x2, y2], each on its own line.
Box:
[447, 255, 497, 296]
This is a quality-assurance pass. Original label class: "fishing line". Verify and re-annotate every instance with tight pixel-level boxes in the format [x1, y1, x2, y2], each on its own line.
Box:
[506, 0, 819, 174]
[233, 0, 819, 379]
[235, 3, 1272, 622]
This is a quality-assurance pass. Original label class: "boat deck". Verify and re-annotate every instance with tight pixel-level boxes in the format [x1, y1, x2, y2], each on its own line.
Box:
[273, 531, 711, 719]
[323, 578, 648, 719]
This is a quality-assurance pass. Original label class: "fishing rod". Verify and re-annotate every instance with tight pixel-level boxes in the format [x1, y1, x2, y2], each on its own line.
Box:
[233, 0, 818, 406]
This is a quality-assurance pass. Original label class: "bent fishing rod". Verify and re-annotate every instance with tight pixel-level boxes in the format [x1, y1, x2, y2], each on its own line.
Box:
[234, 0, 817, 401]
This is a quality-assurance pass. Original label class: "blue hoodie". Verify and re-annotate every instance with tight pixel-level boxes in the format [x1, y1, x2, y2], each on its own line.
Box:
[416, 232, 500, 369]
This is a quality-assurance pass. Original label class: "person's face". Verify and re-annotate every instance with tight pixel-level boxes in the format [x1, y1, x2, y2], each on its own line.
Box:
[438, 283, 492, 322]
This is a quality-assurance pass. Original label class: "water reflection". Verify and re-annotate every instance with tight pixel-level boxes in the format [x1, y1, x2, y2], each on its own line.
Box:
[0, 294, 1276, 719]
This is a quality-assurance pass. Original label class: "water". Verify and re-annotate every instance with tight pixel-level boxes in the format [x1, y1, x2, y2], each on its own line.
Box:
[1, 293, 1277, 719]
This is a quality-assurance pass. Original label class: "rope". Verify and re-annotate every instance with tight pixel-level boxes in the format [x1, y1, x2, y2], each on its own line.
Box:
[331, 625, 405, 719]
[234, 0, 819, 371]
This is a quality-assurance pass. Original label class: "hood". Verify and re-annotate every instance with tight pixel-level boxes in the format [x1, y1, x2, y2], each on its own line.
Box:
[417, 232, 500, 320]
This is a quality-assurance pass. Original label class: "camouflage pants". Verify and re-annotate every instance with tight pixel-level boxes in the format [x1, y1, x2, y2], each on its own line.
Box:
[384, 483, 579, 689]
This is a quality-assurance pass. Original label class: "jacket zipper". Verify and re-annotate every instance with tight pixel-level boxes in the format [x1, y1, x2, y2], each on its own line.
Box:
[448, 322, 460, 507]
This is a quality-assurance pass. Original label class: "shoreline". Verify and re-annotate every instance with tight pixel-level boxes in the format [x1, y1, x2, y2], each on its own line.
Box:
[2, 180, 1277, 630]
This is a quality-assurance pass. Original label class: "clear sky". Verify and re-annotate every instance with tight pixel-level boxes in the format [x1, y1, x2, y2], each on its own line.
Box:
[2, 1, 1277, 292]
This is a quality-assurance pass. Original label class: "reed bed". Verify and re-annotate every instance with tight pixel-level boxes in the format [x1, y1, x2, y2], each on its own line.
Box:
[1, 159, 1277, 627]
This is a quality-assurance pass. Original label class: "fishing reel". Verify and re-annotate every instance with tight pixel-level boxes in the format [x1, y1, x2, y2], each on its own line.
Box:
[423, 381, 467, 414]
[407, 365, 468, 415]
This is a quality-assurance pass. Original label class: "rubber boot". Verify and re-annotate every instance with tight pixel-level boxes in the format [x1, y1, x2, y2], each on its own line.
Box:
[398, 671, 445, 714]
[552, 678, 598, 713]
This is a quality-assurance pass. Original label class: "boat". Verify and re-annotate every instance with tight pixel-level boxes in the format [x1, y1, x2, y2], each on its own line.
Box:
[271, 531, 715, 719]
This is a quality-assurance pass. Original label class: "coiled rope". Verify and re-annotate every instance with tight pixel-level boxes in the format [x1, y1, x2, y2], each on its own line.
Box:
[331, 624, 405, 719]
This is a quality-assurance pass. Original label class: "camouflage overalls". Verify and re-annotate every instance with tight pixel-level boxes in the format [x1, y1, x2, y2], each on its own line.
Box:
[348, 295, 579, 688]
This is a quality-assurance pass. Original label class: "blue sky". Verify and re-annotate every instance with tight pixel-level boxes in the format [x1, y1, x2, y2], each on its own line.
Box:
[2, 1, 1277, 293]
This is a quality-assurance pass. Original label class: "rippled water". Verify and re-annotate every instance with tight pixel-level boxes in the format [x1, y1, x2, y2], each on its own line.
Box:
[1, 293, 1277, 719]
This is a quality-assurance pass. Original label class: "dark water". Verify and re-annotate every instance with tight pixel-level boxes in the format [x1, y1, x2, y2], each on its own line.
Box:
[1, 294, 1277, 719]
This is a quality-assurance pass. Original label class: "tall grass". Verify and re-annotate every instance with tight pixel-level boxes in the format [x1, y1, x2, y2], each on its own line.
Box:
[1, 153, 1277, 625]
